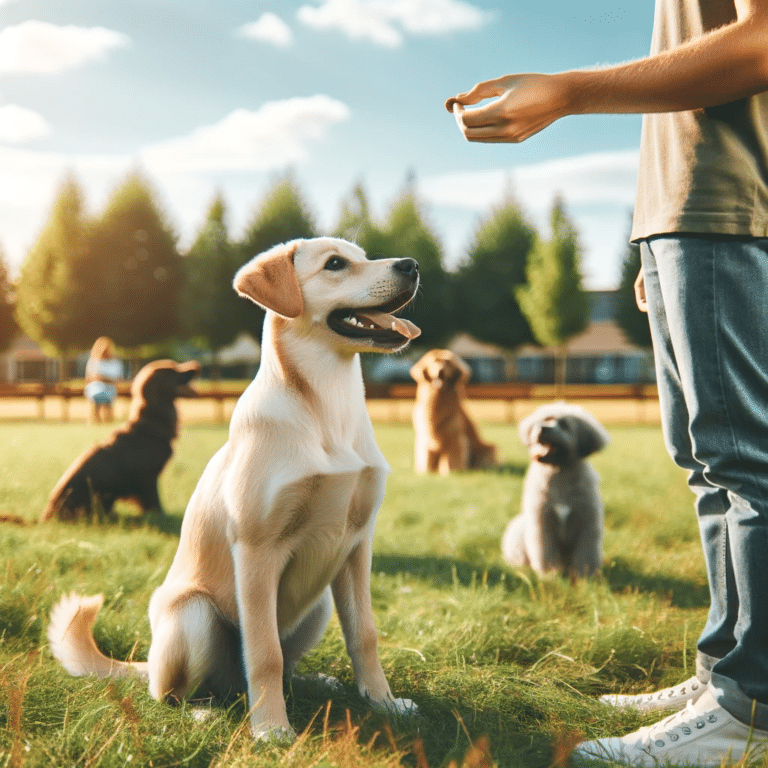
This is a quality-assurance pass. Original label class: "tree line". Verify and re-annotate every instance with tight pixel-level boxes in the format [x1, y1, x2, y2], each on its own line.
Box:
[0, 169, 650, 374]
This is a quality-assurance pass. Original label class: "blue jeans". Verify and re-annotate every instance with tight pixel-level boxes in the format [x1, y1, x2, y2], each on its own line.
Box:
[641, 235, 768, 729]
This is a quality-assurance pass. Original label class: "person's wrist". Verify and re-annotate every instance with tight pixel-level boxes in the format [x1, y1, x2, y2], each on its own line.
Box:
[550, 71, 581, 118]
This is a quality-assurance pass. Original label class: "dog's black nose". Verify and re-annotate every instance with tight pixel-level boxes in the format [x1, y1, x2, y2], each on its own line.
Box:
[394, 258, 419, 278]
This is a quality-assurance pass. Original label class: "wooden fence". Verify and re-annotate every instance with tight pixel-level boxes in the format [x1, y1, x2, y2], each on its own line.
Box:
[0, 381, 659, 424]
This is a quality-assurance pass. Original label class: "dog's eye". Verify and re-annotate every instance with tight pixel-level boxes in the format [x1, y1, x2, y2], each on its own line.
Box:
[324, 255, 347, 271]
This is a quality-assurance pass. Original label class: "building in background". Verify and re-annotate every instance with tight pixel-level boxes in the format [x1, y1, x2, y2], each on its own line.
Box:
[514, 291, 654, 384]
[368, 290, 655, 385]
[2, 291, 653, 386]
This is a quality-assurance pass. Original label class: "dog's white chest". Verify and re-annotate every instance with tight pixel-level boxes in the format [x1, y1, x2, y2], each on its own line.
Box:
[552, 503, 571, 540]
[270, 461, 386, 631]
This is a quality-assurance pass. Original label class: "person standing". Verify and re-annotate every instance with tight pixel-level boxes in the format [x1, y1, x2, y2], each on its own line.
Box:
[84, 336, 123, 424]
[447, 1, 768, 765]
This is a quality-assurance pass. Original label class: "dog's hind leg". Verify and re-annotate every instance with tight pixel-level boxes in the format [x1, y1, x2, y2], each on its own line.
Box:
[440, 437, 469, 475]
[147, 593, 244, 705]
[501, 515, 530, 567]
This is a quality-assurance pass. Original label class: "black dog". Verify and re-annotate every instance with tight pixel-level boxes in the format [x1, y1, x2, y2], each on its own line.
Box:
[41, 360, 199, 521]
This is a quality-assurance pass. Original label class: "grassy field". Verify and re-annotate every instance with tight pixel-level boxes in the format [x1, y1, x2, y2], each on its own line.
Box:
[0, 415, 750, 767]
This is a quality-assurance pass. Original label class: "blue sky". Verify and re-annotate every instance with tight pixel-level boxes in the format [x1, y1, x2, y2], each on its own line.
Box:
[0, 0, 655, 288]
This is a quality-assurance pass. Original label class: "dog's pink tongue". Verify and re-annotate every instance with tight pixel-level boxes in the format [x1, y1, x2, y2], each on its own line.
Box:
[355, 310, 421, 339]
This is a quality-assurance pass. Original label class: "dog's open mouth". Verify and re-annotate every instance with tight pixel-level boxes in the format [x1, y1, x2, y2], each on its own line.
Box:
[531, 442, 566, 465]
[328, 294, 421, 346]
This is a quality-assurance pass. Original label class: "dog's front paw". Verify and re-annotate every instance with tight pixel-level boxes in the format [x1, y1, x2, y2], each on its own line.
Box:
[372, 694, 419, 717]
[389, 697, 418, 716]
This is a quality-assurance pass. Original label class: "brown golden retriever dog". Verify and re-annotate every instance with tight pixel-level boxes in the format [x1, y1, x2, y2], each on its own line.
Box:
[41, 359, 199, 521]
[410, 349, 497, 475]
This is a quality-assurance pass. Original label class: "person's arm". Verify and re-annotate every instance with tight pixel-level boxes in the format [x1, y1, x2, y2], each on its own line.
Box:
[447, 0, 768, 143]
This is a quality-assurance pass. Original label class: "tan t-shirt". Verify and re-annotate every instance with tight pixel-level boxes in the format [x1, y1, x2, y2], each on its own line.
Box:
[631, 0, 768, 241]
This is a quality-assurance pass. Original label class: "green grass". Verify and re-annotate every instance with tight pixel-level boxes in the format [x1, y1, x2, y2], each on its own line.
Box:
[0, 418, 754, 767]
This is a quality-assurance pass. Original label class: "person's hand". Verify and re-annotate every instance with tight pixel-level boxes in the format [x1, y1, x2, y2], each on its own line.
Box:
[633, 268, 648, 313]
[445, 73, 570, 143]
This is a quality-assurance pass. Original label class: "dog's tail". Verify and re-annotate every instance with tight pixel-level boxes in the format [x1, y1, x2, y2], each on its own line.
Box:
[48, 593, 148, 680]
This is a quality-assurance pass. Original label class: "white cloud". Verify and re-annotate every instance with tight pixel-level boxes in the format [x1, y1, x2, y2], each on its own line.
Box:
[140, 95, 351, 173]
[0, 96, 352, 270]
[388, 0, 496, 35]
[419, 150, 640, 214]
[236, 13, 294, 48]
[0, 21, 130, 74]
[0, 104, 51, 142]
[297, 0, 495, 48]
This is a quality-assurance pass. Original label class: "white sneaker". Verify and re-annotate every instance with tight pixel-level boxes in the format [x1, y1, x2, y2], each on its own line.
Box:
[574, 690, 768, 767]
[600, 675, 706, 713]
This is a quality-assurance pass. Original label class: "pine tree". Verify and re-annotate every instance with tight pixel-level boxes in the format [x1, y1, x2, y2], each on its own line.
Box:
[86, 171, 183, 349]
[335, 181, 372, 243]
[334, 181, 391, 257]
[517, 197, 591, 388]
[454, 196, 537, 351]
[0, 245, 17, 353]
[16, 172, 93, 354]
[180, 194, 241, 357]
[382, 181, 452, 347]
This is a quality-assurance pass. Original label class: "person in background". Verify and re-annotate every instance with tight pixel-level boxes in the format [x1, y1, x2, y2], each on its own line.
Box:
[84, 336, 123, 424]
[446, 1, 768, 765]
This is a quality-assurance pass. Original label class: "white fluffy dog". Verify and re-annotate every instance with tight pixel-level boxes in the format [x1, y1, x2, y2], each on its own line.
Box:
[502, 402, 609, 578]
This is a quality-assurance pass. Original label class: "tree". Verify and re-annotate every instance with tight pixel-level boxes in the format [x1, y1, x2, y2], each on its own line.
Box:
[615, 216, 652, 348]
[335, 180, 372, 242]
[381, 181, 452, 347]
[334, 181, 391, 256]
[453, 196, 537, 352]
[16, 172, 93, 355]
[0, 245, 17, 353]
[85, 171, 183, 349]
[236, 173, 317, 339]
[517, 197, 591, 388]
[180, 194, 241, 359]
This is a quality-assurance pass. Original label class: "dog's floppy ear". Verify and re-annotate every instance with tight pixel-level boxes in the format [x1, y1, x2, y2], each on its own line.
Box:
[410, 351, 434, 383]
[517, 412, 538, 446]
[175, 360, 200, 384]
[409, 362, 427, 383]
[574, 415, 610, 458]
[175, 361, 200, 395]
[136, 366, 164, 407]
[233, 242, 303, 319]
[449, 353, 472, 385]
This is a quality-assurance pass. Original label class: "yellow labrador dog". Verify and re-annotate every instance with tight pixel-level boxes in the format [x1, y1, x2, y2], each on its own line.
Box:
[48, 237, 420, 740]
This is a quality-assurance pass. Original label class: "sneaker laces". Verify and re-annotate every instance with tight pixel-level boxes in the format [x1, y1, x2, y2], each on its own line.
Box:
[636, 699, 717, 751]
[637, 678, 701, 705]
